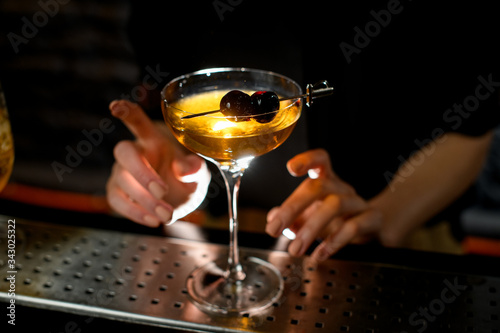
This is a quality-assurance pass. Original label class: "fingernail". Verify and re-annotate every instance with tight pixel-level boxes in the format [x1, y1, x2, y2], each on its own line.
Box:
[266, 208, 283, 236]
[290, 229, 310, 256]
[143, 215, 160, 227]
[315, 248, 331, 262]
[266, 218, 283, 237]
[293, 161, 304, 174]
[149, 181, 167, 200]
[155, 205, 172, 224]
[110, 101, 128, 118]
[289, 238, 303, 256]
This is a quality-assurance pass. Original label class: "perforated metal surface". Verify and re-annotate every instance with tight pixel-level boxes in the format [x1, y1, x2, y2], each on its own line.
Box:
[1, 219, 499, 332]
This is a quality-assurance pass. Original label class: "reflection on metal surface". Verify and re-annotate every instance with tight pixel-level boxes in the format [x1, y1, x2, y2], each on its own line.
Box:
[1, 219, 500, 332]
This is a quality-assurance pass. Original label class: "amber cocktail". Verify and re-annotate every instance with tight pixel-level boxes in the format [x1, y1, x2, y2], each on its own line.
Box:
[162, 68, 302, 315]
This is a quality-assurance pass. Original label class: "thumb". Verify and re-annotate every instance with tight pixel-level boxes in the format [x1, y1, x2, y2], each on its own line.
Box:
[287, 148, 334, 179]
[172, 154, 205, 182]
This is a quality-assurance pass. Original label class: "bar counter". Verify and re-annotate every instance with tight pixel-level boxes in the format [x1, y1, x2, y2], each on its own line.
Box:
[1, 204, 499, 333]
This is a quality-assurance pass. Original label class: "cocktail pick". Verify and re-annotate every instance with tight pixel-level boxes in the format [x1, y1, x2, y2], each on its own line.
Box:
[180, 80, 334, 120]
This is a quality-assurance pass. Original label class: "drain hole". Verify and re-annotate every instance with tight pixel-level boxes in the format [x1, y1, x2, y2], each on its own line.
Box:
[290, 319, 299, 325]
[167, 273, 175, 279]
[174, 302, 183, 308]
[137, 282, 146, 288]
[129, 295, 137, 301]
[151, 298, 160, 304]
[159, 285, 168, 291]
[340, 325, 349, 331]
[323, 294, 332, 300]
[315, 322, 324, 328]
[319, 307, 328, 314]
[343, 311, 352, 317]
[266, 316, 275, 321]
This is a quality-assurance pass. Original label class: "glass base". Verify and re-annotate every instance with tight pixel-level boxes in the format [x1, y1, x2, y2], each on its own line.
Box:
[186, 256, 283, 315]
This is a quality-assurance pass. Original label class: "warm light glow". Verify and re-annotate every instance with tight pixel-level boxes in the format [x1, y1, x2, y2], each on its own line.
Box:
[308, 168, 320, 179]
[282, 228, 296, 240]
[212, 120, 236, 131]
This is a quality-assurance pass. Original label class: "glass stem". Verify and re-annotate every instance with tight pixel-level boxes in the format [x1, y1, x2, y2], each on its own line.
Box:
[218, 163, 246, 282]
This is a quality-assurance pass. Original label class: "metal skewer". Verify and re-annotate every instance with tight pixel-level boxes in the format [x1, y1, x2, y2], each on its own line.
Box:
[180, 80, 334, 120]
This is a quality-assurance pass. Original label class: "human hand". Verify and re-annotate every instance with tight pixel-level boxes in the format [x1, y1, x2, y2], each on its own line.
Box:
[106, 100, 210, 227]
[266, 149, 382, 262]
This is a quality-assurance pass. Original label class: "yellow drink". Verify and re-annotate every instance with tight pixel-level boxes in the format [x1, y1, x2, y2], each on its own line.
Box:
[0, 106, 14, 191]
[166, 90, 301, 163]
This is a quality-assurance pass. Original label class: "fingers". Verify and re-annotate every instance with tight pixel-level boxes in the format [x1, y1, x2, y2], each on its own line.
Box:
[114, 140, 168, 199]
[266, 176, 355, 238]
[106, 164, 173, 227]
[311, 209, 382, 262]
[287, 193, 367, 257]
[109, 100, 160, 143]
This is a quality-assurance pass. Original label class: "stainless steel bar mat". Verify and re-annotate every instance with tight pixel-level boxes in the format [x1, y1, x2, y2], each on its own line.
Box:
[1, 218, 499, 332]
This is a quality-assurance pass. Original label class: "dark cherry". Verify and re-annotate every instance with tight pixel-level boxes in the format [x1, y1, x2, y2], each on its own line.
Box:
[219, 90, 253, 122]
[250, 91, 280, 123]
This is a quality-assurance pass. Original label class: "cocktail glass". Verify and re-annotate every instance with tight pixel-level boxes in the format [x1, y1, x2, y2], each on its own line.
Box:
[0, 82, 14, 193]
[161, 68, 302, 315]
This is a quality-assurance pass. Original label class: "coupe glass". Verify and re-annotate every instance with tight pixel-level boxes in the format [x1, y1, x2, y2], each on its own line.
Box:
[0, 82, 14, 193]
[162, 68, 302, 315]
